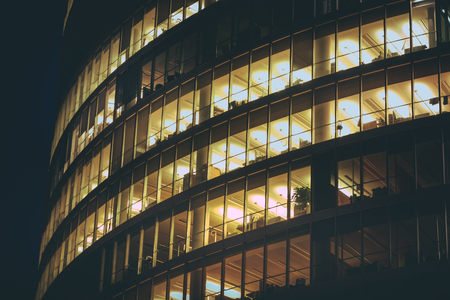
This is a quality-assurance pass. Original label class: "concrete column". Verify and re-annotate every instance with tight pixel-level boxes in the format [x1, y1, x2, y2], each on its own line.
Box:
[315, 36, 331, 78]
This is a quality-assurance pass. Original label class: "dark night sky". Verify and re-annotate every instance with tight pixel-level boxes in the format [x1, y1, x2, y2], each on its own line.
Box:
[2, 1, 67, 299]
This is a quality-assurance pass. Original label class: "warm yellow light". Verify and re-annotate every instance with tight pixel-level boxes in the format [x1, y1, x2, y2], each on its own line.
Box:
[252, 71, 268, 83]
[176, 166, 190, 177]
[218, 207, 243, 223]
[131, 201, 142, 212]
[250, 130, 267, 144]
[293, 68, 312, 83]
[275, 186, 288, 199]
[339, 101, 359, 118]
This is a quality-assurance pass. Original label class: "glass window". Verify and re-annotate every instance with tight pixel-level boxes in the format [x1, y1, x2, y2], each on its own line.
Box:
[267, 165, 288, 225]
[96, 190, 107, 241]
[128, 227, 140, 278]
[81, 153, 92, 199]
[362, 70, 386, 130]
[337, 212, 361, 278]
[386, 2, 410, 57]
[163, 88, 179, 140]
[209, 122, 227, 179]
[76, 208, 86, 256]
[96, 89, 106, 136]
[136, 106, 149, 157]
[414, 58, 439, 118]
[169, 267, 184, 300]
[289, 225, 310, 288]
[143, 3, 156, 46]
[186, 259, 202, 300]
[440, 55, 450, 113]
[246, 171, 266, 232]
[189, 193, 206, 251]
[205, 254, 222, 299]
[225, 178, 245, 237]
[388, 131, 414, 194]
[250, 45, 269, 101]
[130, 9, 143, 56]
[157, 0, 170, 37]
[170, 0, 184, 29]
[142, 56, 153, 97]
[172, 201, 188, 258]
[269, 99, 289, 157]
[248, 107, 267, 164]
[123, 115, 136, 166]
[153, 274, 167, 300]
[149, 97, 163, 148]
[157, 209, 171, 264]
[388, 65, 412, 124]
[416, 125, 443, 188]
[100, 40, 110, 81]
[291, 92, 312, 150]
[105, 183, 117, 234]
[88, 98, 97, 143]
[244, 240, 264, 299]
[195, 71, 212, 125]
[363, 207, 389, 273]
[292, 29, 312, 84]
[106, 81, 116, 125]
[337, 77, 360, 137]
[311, 218, 335, 284]
[266, 234, 287, 292]
[179, 80, 195, 132]
[142, 216, 156, 271]
[362, 137, 387, 199]
[100, 134, 112, 183]
[290, 157, 311, 218]
[270, 37, 290, 93]
[251, 0, 271, 40]
[314, 22, 336, 79]
[412, 1, 436, 51]
[224, 247, 242, 299]
[117, 172, 131, 226]
[192, 130, 209, 186]
[167, 41, 182, 83]
[313, 150, 336, 212]
[154, 51, 166, 89]
[114, 234, 126, 284]
[111, 124, 124, 174]
[337, 14, 360, 71]
[174, 138, 191, 195]
[160, 147, 175, 202]
[231, 53, 249, 106]
[314, 84, 335, 143]
[390, 201, 417, 267]
[110, 31, 120, 74]
[181, 32, 197, 74]
[145, 155, 159, 208]
[205, 185, 225, 245]
[121, 19, 132, 65]
[85, 199, 96, 248]
[362, 7, 385, 64]
[337, 143, 361, 206]
[216, 14, 232, 57]
[131, 164, 145, 218]
[186, 0, 199, 19]
[212, 62, 230, 116]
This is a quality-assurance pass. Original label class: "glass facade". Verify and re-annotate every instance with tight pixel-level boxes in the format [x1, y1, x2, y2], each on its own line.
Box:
[39, 1, 450, 300]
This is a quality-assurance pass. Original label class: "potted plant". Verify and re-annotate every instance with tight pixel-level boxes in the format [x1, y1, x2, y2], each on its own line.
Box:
[292, 185, 311, 214]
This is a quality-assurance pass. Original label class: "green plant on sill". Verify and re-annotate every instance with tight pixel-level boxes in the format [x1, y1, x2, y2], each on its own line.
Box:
[292, 185, 311, 211]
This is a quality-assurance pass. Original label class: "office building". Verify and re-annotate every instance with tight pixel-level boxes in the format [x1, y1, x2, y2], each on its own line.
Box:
[37, 0, 450, 299]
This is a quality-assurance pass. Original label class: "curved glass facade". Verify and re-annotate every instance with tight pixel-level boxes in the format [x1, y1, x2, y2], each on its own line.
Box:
[38, 1, 450, 300]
